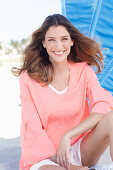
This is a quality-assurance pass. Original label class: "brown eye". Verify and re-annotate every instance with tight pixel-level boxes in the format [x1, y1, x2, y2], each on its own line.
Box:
[48, 39, 55, 41]
[62, 38, 68, 40]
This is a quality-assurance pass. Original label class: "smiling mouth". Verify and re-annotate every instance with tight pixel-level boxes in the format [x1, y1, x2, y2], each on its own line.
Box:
[53, 51, 65, 56]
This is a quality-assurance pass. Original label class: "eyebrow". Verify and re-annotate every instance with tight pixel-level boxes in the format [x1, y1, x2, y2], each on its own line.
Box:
[47, 35, 69, 39]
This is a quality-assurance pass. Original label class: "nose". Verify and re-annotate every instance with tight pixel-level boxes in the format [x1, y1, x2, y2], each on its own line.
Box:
[54, 40, 63, 49]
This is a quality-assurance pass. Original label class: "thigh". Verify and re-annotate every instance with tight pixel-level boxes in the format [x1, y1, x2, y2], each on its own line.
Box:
[39, 165, 66, 170]
[80, 115, 110, 167]
[39, 164, 89, 170]
[30, 159, 60, 170]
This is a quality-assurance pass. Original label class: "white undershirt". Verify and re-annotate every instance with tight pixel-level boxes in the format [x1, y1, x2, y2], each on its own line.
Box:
[48, 84, 68, 95]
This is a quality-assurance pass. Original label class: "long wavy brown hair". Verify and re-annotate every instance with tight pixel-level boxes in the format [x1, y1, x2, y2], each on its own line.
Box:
[11, 14, 104, 84]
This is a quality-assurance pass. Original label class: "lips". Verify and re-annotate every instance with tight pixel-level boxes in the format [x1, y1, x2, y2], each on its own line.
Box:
[53, 51, 65, 56]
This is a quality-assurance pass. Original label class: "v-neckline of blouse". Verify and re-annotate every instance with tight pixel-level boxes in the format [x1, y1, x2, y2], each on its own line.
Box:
[48, 84, 68, 94]
[47, 61, 73, 98]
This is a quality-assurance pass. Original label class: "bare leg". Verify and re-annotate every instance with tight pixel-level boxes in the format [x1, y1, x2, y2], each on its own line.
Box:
[39, 164, 67, 170]
[39, 163, 88, 170]
[69, 163, 88, 170]
[80, 110, 113, 167]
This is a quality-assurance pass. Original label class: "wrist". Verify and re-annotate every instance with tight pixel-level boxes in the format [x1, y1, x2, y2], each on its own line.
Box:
[64, 131, 72, 140]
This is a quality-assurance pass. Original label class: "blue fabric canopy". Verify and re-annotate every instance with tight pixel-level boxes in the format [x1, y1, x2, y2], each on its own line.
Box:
[61, 0, 113, 95]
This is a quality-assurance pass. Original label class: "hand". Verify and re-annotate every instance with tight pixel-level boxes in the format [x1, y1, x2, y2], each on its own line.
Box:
[57, 133, 71, 170]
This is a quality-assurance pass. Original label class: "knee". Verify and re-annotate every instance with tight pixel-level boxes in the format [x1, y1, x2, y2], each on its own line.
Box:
[104, 110, 113, 128]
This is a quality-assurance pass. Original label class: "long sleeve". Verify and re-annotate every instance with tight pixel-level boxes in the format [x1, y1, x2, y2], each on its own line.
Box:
[19, 72, 56, 169]
[86, 65, 113, 114]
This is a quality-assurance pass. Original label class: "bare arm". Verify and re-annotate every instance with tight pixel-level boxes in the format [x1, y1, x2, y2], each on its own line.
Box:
[49, 112, 104, 163]
[66, 112, 104, 139]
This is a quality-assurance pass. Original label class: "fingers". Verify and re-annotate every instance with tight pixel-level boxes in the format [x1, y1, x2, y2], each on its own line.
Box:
[57, 152, 66, 168]
[65, 153, 70, 169]
[57, 152, 70, 170]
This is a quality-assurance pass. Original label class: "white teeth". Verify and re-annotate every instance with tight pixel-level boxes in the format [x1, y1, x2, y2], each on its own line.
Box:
[54, 51, 63, 55]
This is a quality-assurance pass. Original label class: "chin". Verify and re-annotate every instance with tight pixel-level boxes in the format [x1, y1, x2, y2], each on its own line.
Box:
[54, 58, 67, 63]
[53, 56, 68, 62]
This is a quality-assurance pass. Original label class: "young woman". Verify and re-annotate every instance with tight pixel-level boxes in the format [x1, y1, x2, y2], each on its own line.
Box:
[12, 14, 113, 170]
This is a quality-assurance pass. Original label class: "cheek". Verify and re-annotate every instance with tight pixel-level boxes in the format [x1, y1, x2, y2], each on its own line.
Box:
[63, 41, 72, 48]
[46, 43, 54, 50]
[65, 44, 72, 51]
[45, 46, 54, 56]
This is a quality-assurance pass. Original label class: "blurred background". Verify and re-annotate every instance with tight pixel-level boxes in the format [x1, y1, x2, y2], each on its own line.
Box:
[0, 0, 113, 169]
[0, 0, 61, 139]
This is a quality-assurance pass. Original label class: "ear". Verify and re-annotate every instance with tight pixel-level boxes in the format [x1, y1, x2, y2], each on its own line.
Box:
[71, 40, 74, 46]
[42, 40, 46, 48]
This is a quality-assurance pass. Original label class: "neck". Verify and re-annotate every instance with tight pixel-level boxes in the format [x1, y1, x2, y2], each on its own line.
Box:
[52, 61, 69, 75]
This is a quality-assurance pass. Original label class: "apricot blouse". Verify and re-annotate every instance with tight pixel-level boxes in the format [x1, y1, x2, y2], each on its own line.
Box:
[19, 61, 113, 170]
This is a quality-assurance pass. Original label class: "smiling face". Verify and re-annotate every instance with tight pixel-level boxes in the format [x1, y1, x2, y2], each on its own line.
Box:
[42, 25, 73, 64]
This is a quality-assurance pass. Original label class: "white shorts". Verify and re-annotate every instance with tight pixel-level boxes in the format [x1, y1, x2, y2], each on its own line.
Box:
[30, 137, 83, 170]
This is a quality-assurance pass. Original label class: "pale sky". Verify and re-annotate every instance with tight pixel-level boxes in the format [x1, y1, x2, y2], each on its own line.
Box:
[0, 0, 61, 43]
